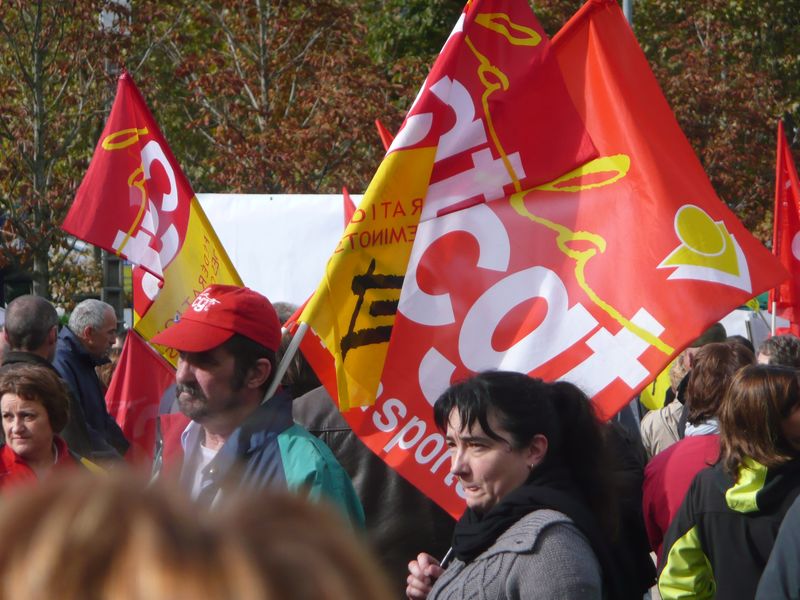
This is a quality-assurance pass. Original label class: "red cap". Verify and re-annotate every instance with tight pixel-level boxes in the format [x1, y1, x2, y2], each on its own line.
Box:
[150, 285, 281, 353]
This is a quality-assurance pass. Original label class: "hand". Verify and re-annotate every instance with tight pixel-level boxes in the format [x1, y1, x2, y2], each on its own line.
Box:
[406, 552, 445, 599]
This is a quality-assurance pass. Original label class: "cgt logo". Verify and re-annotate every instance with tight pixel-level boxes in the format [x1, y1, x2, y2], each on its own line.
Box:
[658, 204, 752, 292]
[191, 291, 221, 313]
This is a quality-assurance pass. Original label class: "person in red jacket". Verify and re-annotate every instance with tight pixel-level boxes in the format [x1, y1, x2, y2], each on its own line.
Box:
[0, 364, 83, 489]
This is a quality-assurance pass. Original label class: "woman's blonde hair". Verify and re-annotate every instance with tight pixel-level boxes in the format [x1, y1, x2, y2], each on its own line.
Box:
[0, 472, 392, 600]
[0, 473, 266, 600]
[216, 492, 393, 600]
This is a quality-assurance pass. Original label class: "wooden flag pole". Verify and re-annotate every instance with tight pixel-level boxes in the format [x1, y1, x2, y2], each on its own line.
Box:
[263, 322, 308, 403]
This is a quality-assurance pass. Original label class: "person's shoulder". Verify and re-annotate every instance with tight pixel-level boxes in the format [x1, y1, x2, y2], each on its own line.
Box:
[292, 386, 350, 432]
[278, 423, 341, 466]
[491, 509, 577, 554]
[499, 510, 602, 596]
[642, 402, 681, 430]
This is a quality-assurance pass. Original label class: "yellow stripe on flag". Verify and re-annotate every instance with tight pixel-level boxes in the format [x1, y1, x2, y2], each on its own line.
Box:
[137, 196, 242, 366]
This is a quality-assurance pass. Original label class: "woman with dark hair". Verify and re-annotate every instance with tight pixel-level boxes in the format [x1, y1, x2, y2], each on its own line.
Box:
[0, 364, 91, 488]
[659, 365, 800, 599]
[406, 371, 633, 600]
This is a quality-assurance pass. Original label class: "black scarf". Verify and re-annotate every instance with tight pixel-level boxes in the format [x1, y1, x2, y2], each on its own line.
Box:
[450, 464, 631, 599]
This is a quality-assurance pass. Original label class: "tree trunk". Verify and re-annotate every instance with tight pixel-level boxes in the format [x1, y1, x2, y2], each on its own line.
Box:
[31, 248, 50, 300]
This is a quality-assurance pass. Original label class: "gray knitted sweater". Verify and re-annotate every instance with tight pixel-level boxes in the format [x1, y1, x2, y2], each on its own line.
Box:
[428, 509, 603, 600]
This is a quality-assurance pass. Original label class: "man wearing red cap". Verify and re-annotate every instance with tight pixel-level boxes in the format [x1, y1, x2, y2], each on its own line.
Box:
[151, 285, 364, 525]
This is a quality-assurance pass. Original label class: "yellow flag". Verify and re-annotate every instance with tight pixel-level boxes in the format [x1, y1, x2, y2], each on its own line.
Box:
[300, 148, 436, 410]
[135, 198, 242, 366]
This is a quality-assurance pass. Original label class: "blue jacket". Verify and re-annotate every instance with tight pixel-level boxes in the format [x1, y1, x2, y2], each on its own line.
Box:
[53, 327, 129, 457]
[173, 390, 364, 527]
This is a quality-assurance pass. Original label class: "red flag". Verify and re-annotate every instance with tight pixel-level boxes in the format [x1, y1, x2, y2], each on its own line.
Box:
[375, 119, 394, 152]
[300, 0, 597, 411]
[297, 0, 785, 518]
[63, 71, 191, 279]
[769, 120, 800, 334]
[342, 187, 357, 227]
[62, 71, 242, 366]
[105, 331, 175, 465]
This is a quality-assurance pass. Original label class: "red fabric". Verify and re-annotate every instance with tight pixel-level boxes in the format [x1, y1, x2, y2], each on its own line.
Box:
[0, 436, 77, 490]
[343, 187, 357, 227]
[159, 412, 191, 476]
[769, 120, 800, 335]
[374, 119, 394, 152]
[62, 71, 192, 282]
[642, 434, 720, 562]
[296, 0, 786, 518]
[105, 331, 175, 465]
[150, 285, 281, 353]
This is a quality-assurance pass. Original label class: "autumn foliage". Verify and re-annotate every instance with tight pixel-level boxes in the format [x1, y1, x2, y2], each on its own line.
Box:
[1, 0, 799, 299]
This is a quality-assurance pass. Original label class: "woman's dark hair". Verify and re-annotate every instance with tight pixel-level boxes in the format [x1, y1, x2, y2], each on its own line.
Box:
[433, 371, 613, 530]
[718, 364, 800, 476]
[0, 363, 70, 432]
[685, 342, 754, 425]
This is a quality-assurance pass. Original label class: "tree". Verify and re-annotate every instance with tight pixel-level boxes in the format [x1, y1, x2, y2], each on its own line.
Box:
[131, 0, 393, 194]
[359, 0, 467, 135]
[632, 0, 799, 241]
[0, 1, 125, 299]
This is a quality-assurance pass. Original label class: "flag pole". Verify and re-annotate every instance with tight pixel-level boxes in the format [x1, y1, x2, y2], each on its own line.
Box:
[263, 322, 308, 403]
[771, 300, 777, 336]
[623, 0, 633, 26]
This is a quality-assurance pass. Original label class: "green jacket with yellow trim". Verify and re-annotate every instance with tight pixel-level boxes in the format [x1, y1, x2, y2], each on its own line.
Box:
[658, 457, 800, 600]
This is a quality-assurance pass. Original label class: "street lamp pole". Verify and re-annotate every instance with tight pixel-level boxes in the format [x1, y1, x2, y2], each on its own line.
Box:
[623, 0, 633, 26]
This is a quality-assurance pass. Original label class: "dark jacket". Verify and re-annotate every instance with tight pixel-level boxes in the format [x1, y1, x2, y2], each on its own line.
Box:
[0, 351, 101, 458]
[292, 386, 455, 596]
[53, 327, 129, 457]
[659, 458, 800, 599]
[756, 493, 800, 599]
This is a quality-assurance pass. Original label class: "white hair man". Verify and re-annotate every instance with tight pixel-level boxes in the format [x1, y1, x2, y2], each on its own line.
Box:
[53, 299, 128, 457]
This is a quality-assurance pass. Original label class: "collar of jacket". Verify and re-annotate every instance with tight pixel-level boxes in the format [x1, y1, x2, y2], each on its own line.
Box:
[58, 326, 110, 367]
[181, 387, 294, 460]
[1, 351, 60, 373]
[725, 456, 800, 514]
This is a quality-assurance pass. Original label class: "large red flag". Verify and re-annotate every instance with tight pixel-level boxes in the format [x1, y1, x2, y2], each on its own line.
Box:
[105, 331, 175, 465]
[769, 120, 800, 334]
[300, 0, 597, 411]
[293, 0, 786, 518]
[62, 71, 241, 365]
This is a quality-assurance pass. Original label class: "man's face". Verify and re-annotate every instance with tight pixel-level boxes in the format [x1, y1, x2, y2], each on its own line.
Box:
[85, 309, 118, 360]
[175, 345, 244, 423]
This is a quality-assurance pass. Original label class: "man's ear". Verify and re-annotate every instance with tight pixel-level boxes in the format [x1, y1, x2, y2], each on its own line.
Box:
[48, 326, 57, 344]
[82, 326, 94, 342]
[246, 358, 272, 389]
[3, 329, 9, 345]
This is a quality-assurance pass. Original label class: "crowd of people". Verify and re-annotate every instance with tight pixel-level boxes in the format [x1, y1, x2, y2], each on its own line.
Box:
[1, 286, 800, 599]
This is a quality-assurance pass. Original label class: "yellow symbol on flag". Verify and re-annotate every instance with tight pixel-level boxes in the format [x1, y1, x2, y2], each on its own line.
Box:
[658, 205, 752, 292]
[474, 13, 542, 46]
